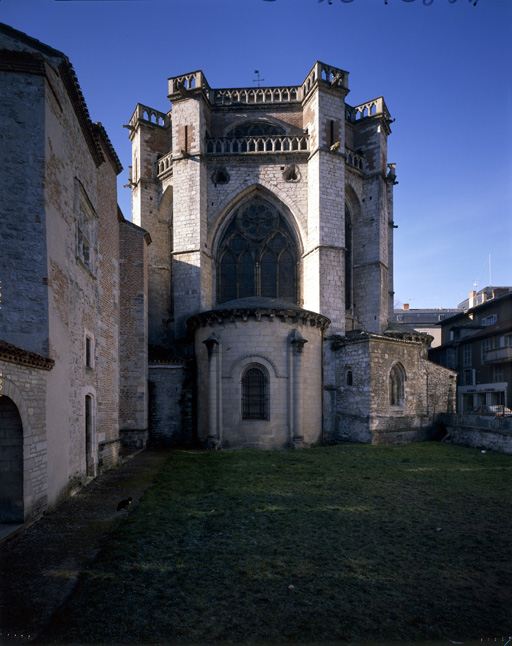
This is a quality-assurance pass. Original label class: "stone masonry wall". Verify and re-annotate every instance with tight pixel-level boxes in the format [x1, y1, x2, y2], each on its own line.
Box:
[328, 334, 457, 445]
[131, 122, 169, 346]
[171, 94, 209, 337]
[0, 58, 49, 356]
[0, 363, 49, 522]
[95, 136, 122, 468]
[43, 60, 103, 502]
[328, 337, 372, 444]
[306, 84, 347, 333]
[441, 413, 512, 455]
[148, 365, 186, 446]
[119, 220, 149, 450]
[193, 314, 325, 450]
[369, 336, 456, 444]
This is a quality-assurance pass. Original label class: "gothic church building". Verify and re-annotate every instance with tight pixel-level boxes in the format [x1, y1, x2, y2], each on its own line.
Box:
[130, 63, 456, 450]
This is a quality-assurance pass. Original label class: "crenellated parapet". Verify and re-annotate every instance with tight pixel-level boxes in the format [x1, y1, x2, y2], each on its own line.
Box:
[166, 61, 349, 109]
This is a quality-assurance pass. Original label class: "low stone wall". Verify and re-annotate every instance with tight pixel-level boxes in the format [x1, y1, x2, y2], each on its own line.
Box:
[441, 413, 512, 455]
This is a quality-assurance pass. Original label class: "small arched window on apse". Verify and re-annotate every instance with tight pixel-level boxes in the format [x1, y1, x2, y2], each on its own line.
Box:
[346, 369, 353, 387]
[389, 363, 406, 407]
[241, 365, 269, 420]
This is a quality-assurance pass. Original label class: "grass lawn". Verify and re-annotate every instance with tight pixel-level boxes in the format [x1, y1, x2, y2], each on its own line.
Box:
[43, 443, 512, 644]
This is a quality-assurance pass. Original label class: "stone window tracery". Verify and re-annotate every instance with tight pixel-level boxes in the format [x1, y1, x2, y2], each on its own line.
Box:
[217, 198, 298, 304]
[75, 179, 98, 276]
[389, 363, 406, 407]
[228, 122, 285, 138]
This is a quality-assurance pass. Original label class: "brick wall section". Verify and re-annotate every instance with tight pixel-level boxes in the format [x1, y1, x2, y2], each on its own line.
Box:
[130, 122, 170, 347]
[211, 107, 304, 138]
[119, 219, 149, 452]
[95, 136, 122, 467]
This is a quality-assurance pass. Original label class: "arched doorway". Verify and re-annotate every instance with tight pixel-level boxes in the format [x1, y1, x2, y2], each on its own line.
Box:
[0, 396, 24, 522]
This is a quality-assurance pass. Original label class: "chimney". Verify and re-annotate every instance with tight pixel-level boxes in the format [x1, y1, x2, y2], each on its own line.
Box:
[492, 287, 508, 299]
[403, 303, 409, 310]
[469, 290, 476, 308]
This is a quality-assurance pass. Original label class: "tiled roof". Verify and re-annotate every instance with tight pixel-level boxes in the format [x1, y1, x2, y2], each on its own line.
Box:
[148, 345, 186, 366]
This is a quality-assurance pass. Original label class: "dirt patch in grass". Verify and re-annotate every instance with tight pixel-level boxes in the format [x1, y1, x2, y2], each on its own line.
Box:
[40, 443, 512, 644]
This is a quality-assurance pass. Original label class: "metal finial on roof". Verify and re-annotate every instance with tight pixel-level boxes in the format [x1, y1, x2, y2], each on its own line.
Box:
[253, 70, 264, 87]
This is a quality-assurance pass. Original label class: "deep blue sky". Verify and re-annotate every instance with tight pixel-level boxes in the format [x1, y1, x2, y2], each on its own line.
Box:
[2, 0, 511, 308]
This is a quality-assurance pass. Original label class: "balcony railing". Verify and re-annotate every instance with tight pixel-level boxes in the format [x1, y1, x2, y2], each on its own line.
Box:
[345, 147, 366, 172]
[483, 346, 512, 364]
[206, 135, 309, 155]
[214, 86, 300, 105]
[156, 151, 173, 179]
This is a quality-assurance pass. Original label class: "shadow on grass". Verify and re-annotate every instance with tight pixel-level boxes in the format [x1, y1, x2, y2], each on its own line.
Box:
[40, 443, 512, 644]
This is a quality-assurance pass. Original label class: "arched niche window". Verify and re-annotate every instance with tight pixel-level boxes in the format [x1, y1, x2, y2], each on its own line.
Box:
[242, 365, 269, 420]
[389, 363, 406, 407]
[346, 369, 353, 387]
[345, 204, 353, 310]
[217, 198, 298, 304]
[228, 121, 285, 138]
[85, 394, 95, 476]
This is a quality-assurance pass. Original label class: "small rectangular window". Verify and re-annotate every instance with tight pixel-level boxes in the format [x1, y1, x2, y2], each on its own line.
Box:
[493, 366, 503, 383]
[85, 335, 94, 368]
[463, 345, 471, 367]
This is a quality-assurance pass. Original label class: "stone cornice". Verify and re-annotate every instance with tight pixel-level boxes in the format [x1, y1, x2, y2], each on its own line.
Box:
[0, 340, 54, 371]
[328, 328, 432, 351]
[188, 305, 330, 332]
[0, 49, 46, 75]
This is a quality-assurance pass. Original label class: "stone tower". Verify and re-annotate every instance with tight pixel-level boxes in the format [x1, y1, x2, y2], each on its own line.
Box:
[129, 62, 455, 448]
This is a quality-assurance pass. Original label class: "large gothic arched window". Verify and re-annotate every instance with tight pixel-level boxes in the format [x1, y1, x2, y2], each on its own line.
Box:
[228, 122, 285, 138]
[217, 198, 298, 304]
